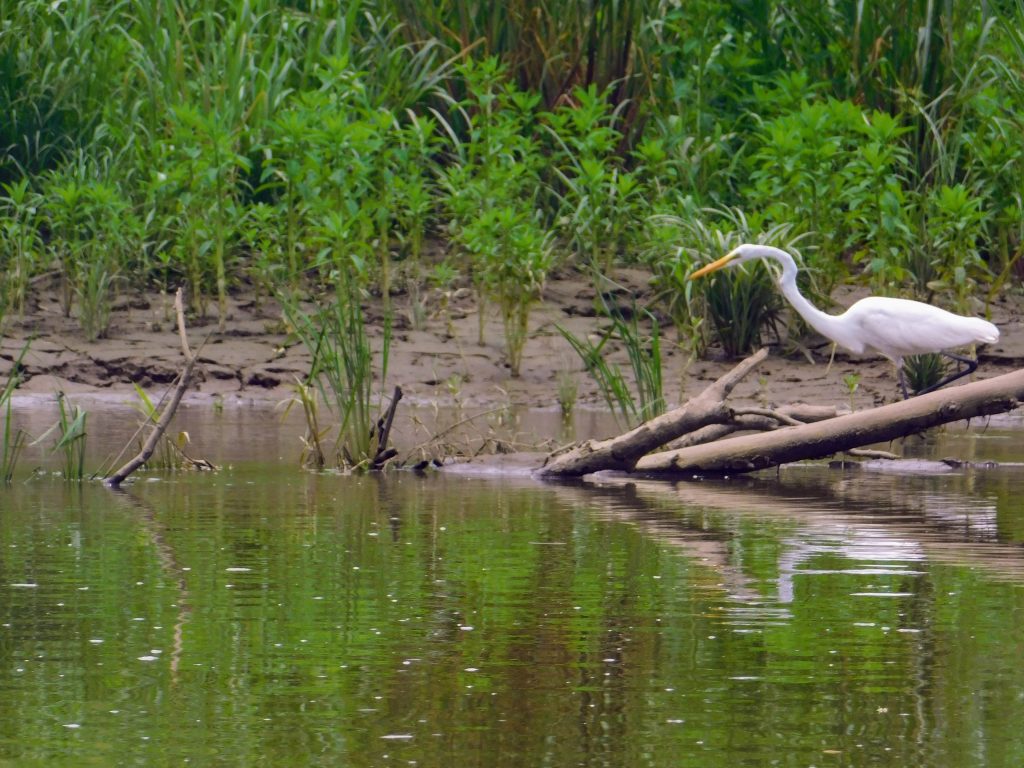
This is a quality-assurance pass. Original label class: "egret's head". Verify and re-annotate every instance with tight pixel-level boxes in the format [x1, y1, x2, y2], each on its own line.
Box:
[689, 243, 778, 280]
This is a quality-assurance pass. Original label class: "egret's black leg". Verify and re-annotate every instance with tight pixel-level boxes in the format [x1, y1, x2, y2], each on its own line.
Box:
[897, 366, 910, 400]
[916, 352, 979, 395]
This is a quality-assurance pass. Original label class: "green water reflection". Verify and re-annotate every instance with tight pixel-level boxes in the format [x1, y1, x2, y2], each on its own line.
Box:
[2, 465, 1024, 766]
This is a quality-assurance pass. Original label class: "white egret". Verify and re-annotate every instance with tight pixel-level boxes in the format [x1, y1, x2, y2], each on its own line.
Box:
[690, 244, 1000, 398]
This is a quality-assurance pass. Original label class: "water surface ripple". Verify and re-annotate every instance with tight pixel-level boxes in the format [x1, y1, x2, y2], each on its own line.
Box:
[2, 435, 1024, 766]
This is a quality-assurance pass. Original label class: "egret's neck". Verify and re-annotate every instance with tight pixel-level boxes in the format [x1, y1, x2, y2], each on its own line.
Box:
[769, 251, 855, 350]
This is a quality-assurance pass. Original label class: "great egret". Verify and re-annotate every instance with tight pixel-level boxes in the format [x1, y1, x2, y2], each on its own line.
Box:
[690, 244, 1000, 398]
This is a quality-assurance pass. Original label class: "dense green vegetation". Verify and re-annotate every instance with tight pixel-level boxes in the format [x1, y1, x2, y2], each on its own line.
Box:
[2, 0, 1022, 359]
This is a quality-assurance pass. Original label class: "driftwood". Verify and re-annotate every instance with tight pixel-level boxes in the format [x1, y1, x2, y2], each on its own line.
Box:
[105, 288, 196, 487]
[636, 368, 1024, 474]
[665, 403, 842, 450]
[540, 349, 1024, 478]
[537, 348, 768, 477]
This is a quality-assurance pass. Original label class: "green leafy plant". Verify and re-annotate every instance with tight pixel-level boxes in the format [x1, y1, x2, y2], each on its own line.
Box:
[440, 57, 546, 353]
[842, 372, 861, 412]
[545, 84, 643, 271]
[459, 205, 554, 377]
[746, 99, 857, 263]
[239, 202, 286, 311]
[842, 111, 917, 294]
[159, 106, 250, 328]
[923, 184, 990, 314]
[42, 167, 136, 339]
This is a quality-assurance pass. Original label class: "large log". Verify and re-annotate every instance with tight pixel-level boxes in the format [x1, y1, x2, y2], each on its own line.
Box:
[537, 348, 768, 477]
[635, 367, 1024, 475]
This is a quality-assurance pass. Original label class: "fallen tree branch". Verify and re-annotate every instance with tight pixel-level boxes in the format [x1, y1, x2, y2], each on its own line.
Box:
[731, 406, 806, 427]
[537, 348, 769, 477]
[105, 288, 196, 487]
[635, 367, 1024, 475]
[667, 404, 843, 450]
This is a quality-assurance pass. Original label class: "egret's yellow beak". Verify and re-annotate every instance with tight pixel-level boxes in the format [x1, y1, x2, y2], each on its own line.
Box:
[689, 251, 738, 280]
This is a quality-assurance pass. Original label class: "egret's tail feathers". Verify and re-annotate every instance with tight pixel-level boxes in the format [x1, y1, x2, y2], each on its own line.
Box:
[978, 320, 999, 345]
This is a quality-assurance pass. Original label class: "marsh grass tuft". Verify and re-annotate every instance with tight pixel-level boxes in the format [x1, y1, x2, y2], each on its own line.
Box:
[904, 354, 948, 396]
[31, 393, 88, 481]
[558, 280, 664, 429]
[76, 258, 118, 342]
[703, 261, 784, 359]
[289, 379, 329, 470]
[653, 214, 805, 358]
[281, 279, 392, 469]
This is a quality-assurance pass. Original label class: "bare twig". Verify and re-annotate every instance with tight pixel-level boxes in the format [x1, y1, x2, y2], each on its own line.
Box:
[731, 406, 805, 427]
[666, 404, 843, 450]
[410, 405, 522, 453]
[105, 288, 196, 487]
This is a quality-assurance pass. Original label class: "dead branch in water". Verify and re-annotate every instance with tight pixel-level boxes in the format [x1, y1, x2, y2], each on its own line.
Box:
[371, 385, 403, 469]
[665, 403, 842, 450]
[539, 349, 1024, 479]
[636, 368, 1024, 475]
[105, 288, 196, 487]
[537, 348, 769, 477]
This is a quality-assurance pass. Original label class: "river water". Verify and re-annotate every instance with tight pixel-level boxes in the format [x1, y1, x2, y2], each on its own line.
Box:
[2, 401, 1024, 766]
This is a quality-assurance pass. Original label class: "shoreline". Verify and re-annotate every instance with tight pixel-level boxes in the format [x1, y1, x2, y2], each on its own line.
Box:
[3, 270, 1022, 417]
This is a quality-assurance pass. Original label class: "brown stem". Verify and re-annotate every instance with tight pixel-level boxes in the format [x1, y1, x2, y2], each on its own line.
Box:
[105, 288, 196, 487]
